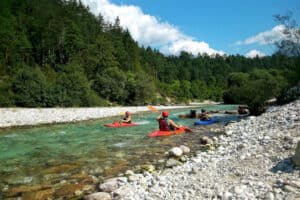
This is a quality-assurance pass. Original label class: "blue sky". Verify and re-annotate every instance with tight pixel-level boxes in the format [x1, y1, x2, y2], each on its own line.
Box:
[84, 0, 300, 56]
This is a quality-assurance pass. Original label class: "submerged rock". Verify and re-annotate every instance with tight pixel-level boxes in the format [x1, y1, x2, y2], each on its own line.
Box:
[165, 158, 182, 168]
[84, 192, 111, 200]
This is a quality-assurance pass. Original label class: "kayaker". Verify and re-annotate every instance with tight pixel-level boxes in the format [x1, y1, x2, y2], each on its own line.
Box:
[199, 109, 210, 121]
[120, 111, 132, 124]
[157, 111, 180, 131]
[238, 106, 247, 115]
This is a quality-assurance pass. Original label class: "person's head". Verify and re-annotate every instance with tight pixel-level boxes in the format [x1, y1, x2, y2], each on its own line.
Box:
[162, 111, 169, 118]
[201, 109, 206, 113]
[125, 111, 131, 116]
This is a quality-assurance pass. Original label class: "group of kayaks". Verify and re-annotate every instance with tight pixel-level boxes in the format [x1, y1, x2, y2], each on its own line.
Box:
[104, 116, 217, 138]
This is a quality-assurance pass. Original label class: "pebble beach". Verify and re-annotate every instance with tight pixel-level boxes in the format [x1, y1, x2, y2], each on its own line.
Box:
[0, 105, 196, 128]
[85, 100, 300, 200]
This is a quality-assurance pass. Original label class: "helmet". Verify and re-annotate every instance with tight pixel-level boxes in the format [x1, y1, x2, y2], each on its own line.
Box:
[125, 111, 130, 115]
[162, 111, 169, 117]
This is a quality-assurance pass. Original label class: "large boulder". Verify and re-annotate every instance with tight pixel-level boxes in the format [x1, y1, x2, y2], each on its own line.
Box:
[293, 141, 300, 166]
[84, 192, 111, 200]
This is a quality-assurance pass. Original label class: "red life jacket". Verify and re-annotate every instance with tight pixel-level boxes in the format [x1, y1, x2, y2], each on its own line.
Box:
[159, 118, 169, 131]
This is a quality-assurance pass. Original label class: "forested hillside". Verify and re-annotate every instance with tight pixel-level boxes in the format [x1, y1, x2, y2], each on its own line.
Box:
[0, 0, 299, 107]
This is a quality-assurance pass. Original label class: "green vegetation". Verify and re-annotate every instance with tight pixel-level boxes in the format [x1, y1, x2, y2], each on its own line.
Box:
[0, 0, 299, 111]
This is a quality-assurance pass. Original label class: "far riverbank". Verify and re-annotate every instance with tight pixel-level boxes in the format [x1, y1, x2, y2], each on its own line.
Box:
[0, 105, 204, 129]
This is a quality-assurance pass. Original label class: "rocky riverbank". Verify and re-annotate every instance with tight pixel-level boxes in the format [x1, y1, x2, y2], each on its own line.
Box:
[0, 105, 195, 128]
[85, 100, 300, 200]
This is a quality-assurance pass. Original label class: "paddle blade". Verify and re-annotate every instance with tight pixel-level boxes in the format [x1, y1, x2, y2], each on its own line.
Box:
[148, 105, 158, 112]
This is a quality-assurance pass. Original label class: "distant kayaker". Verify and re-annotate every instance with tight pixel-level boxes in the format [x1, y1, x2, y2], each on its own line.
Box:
[120, 111, 132, 124]
[238, 106, 248, 115]
[199, 109, 210, 121]
[157, 111, 180, 131]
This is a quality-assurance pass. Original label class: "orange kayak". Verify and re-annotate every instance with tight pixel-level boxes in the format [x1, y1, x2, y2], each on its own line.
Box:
[104, 122, 138, 128]
[148, 126, 192, 137]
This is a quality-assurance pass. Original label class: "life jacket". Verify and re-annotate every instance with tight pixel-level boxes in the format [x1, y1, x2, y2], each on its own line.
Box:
[159, 118, 169, 131]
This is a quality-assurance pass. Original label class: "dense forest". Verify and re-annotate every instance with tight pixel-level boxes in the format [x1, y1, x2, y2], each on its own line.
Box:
[0, 0, 299, 109]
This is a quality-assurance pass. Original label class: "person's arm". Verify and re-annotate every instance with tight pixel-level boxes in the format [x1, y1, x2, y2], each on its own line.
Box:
[121, 116, 131, 123]
[169, 119, 180, 129]
[156, 114, 162, 121]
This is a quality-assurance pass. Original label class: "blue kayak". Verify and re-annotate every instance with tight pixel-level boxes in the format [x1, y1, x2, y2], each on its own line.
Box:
[194, 118, 217, 125]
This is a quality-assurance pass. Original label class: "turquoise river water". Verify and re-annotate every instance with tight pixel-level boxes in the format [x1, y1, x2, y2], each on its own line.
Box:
[0, 105, 239, 198]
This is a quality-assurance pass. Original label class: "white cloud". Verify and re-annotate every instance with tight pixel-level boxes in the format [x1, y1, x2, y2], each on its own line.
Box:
[245, 50, 266, 58]
[81, 0, 224, 56]
[236, 25, 286, 45]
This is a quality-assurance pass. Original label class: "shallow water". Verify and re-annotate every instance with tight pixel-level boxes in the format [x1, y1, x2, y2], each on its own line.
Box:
[0, 105, 239, 198]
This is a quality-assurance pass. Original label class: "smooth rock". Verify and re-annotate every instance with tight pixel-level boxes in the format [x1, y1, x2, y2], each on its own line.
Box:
[179, 145, 191, 154]
[169, 147, 183, 157]
[99, 179, 118, 192]
[284, 185, 298, 193]
[84, 192, 111, 200]
[200, 136, 213, 145]
[165, 158, 182, 168]
[128, 174, 143, 182]
[125, 170, 134, 176]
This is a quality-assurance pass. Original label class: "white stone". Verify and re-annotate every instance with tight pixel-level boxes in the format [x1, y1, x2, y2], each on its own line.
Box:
[179, 145, 191, 154]
[169, 147, 183, 157]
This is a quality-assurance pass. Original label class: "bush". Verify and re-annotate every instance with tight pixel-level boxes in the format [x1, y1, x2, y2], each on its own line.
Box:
[277, 83, 300, 105]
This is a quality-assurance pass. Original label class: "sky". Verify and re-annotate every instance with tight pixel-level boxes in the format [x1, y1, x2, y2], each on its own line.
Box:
[81, 0, 300, 57]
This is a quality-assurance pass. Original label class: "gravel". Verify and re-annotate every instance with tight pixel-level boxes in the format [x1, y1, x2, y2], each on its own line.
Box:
[101, 100, 300, 200]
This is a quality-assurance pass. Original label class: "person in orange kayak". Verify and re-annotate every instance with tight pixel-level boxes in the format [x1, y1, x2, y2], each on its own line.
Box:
[120, 111, 132, 124]
[157, 111, 180, 131]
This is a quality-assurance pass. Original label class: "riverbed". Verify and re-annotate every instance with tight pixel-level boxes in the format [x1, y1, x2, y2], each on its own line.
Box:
[0, 105, 238, 199]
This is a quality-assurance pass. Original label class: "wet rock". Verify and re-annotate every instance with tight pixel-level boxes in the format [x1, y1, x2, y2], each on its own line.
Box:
[84, 192, 111, 200]
[54, 184, 85, 199]
[5, 185, 52, 197]
[293, 141, 300, 166]
[200, 136, 213, 145]
[99, 179, 118, 192]
[165, 158, 182, 168]
[22, 189, 54, 200]
[142, 164, 155, 173]
[168, 147, 183, 157]
[179, 145, 190, 154]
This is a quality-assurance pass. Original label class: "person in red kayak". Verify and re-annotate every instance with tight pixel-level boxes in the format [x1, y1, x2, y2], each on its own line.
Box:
[157, 111, 180, 131]
[120, 111, 132, 124]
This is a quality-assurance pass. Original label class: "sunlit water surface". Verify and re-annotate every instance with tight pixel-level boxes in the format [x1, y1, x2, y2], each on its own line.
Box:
[0, 105, 240, 198]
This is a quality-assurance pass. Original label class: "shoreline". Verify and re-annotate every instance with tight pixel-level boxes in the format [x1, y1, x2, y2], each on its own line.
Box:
[84, 100, 300, 200]
[0, 105, 201, 129]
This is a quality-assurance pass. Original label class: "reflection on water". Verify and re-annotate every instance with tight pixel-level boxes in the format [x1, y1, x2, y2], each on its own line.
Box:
[0, 105, 239, 198]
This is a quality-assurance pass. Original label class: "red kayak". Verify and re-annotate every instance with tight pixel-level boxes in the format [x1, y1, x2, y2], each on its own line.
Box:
[104, 122, 138, 128]
[148, 126, 192, 137]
